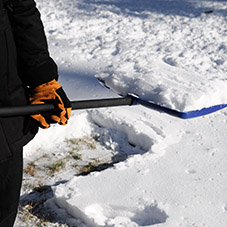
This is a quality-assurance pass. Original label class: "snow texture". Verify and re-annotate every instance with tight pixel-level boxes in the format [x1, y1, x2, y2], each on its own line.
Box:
[20, 0, 227, 226]
[97, 61, 227, 112]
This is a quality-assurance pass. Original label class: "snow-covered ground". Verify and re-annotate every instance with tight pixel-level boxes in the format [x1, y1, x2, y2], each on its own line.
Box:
[16, 0, 227, 226]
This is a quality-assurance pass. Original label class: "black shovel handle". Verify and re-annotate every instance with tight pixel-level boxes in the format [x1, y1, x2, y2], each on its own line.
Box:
[0, 96, 134, 117]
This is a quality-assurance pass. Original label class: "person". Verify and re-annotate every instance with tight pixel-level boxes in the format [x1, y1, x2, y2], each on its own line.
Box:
[0, 0, 71, 226]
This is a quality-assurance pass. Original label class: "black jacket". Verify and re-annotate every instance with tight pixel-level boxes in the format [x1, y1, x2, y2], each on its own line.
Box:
[3, 0, 58, 86]
[0, 0, 58, 161]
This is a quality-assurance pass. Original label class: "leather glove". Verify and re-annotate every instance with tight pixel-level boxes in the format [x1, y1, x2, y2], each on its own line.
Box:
[29, 79, 72, 129]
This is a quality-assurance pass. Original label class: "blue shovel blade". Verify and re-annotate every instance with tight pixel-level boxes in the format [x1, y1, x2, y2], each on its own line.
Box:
[129, 94, 227, 119]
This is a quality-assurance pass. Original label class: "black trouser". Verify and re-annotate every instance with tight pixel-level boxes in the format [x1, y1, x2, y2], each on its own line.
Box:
[0, 149, 23, 227]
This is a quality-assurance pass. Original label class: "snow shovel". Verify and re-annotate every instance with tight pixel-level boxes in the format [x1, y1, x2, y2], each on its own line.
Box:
[1, 69, 227, 119]
[0, 93, 226, 119]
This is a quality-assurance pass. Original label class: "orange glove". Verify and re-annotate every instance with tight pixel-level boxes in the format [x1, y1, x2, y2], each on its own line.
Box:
[29, 79, 72, 129]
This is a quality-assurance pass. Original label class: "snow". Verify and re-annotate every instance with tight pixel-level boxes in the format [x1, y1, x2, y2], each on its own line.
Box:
[97, 61, 227, 112]
[20, 0, 227, 226]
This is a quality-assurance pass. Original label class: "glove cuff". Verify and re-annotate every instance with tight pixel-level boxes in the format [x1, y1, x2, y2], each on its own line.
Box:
[32, 79, 62, 93]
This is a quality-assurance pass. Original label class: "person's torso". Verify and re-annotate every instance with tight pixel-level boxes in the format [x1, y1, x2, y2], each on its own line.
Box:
[0, 1, 38, 162]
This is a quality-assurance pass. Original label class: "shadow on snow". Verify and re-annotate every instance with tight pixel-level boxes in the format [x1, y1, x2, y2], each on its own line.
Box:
[75, 0, 226, 18]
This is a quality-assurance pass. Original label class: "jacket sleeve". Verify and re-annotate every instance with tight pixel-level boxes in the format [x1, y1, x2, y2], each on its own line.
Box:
[4, 0, 58, 87]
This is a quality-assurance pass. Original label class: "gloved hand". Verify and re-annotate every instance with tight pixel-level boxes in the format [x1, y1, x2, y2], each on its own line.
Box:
[29, 79, 72, 129]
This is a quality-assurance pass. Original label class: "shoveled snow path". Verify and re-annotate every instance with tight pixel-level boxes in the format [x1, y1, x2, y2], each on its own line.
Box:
[51, 109, 227, 227]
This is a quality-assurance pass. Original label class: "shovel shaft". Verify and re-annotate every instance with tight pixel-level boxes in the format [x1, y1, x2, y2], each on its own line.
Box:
[0, 96, 134, 117]
[71, 96, 133, 110]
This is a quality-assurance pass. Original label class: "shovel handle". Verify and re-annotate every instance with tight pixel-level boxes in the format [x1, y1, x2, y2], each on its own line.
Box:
[0, 96, 134, 117]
